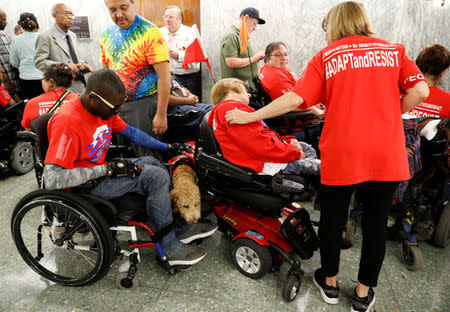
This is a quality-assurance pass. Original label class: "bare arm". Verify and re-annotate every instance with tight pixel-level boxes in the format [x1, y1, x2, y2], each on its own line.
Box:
[152, 61, 170, 135]
[168, 94, 198, 107]
[43, 163, 107, 190]
[225, 51, 265, 69]
[226, 91, 304, 124]
[400, 81, 429, 114]
[307, 105, 324, 116]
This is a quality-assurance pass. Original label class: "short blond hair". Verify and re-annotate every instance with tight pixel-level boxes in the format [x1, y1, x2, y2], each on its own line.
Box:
[210, 78, 246, 105]
[323, 1, 374, 45]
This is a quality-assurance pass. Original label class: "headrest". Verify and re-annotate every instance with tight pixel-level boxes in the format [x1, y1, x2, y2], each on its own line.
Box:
[30, 113, 52, 158]
[199, 112, 221, 156]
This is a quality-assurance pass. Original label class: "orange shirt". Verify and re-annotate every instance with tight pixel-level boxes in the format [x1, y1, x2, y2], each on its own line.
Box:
[293, 36, 425, 185]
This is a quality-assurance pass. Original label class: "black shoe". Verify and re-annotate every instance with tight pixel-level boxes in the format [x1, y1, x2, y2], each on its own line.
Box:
[351, 287, 376, 312]
[313, 268, 339, 304]
[178, 220, 218, 244]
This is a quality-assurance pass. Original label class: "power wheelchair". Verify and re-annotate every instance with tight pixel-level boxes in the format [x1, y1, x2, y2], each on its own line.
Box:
[196, 112, 319, 302]
[344, 118, 450, 271]
[0, 100, 34, 174]
[249, 76, 324, 153]
[10, 114, 189, 290]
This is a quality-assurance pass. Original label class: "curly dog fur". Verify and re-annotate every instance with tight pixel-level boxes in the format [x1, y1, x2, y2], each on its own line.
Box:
[170, 165, 201, 224]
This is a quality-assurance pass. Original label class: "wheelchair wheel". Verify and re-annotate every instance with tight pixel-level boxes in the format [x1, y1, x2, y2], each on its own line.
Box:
[402, 240, 424, 271]
[434, 202, 450, 248]
[282, 274, 302, 302]
[232, 238, 272, 279]
[11, 190, 115, 286]
[10, 141, 33, 174]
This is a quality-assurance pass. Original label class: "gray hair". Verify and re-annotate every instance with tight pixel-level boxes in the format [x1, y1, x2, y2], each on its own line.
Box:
[165, 5, 183, 22]
[51, 4, 59, 14]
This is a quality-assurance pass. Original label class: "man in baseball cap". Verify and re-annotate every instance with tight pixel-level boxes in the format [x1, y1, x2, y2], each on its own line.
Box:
[240, 7, 265, 24]
[220, 7, 266, 90]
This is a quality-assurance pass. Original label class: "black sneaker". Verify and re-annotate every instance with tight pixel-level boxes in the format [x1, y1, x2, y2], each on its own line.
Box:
[178, 220, 218, 244]
[167, 244, 206, 266]
[351, 287, 376, 312]
[313, 268, 340, 304]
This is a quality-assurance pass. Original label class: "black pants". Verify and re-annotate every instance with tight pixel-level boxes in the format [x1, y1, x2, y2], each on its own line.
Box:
[174, 73, 197, 95]
[20, 78, 44, 100]
[319, 181, 398, 287]
[119, 95, 162, 158]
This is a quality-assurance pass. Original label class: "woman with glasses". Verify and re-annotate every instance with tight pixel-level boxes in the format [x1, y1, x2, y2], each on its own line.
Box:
[259, 42, 324, 141]
[10, 12, 43, 99]
[225, 2, 429, 311]
[21, 63, 77, 130]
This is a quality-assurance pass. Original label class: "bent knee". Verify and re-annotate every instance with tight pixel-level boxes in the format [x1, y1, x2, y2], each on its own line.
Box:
[140, 166, 171, 188]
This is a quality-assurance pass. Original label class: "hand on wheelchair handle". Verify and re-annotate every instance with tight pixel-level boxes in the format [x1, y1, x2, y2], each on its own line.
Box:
[106, 159, 141, 178]
[167, 143, 193, 154]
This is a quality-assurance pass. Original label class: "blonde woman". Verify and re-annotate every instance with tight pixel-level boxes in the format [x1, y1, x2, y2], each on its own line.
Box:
[225, 2, 429, 311]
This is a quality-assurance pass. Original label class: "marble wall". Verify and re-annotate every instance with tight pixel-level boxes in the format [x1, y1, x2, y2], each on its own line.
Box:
[2, 0, 449, 101]
[200, 0, 450, 101]
[1, 0, 113, 70]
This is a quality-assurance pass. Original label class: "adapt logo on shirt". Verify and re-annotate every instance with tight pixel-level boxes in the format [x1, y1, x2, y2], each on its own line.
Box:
[88, 125, 112, 163]
[324, 43, 401, 80]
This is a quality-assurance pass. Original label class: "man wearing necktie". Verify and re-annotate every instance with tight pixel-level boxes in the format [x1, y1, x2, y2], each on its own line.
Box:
[35, 3, 94, 93]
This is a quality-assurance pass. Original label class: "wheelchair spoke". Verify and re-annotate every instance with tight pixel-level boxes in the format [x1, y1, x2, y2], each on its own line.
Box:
[12, 192, 113, 286]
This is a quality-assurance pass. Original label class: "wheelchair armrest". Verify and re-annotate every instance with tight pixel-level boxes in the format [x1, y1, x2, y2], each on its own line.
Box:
[197, 150, 253, 183]
[281, 110, 315, 119]
[272, 172, 305, 194]
[16, 130, 39, 145]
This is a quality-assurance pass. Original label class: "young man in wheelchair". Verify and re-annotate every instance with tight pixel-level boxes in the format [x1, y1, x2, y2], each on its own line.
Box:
[43, 69, 217, 266]
[208, 78, 320, 177]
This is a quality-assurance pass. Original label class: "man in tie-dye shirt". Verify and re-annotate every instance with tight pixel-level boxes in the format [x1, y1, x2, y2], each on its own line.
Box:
[101, 0, 171, 156]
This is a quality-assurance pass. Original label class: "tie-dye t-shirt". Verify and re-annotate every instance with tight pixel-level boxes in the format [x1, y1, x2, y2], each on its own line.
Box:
[100, 15, 169, 101]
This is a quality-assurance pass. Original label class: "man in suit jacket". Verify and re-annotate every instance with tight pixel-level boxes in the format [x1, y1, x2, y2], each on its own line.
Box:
[34, 3, 93, 93]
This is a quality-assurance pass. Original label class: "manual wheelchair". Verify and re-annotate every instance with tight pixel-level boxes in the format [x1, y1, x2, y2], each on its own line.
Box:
[11, 114, 187, 289]
[195, 113, 319, 302]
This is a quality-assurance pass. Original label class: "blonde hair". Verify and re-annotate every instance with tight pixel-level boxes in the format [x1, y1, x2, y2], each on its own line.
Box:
[323, 1, 375, 45]
[210, 78, 246, 105]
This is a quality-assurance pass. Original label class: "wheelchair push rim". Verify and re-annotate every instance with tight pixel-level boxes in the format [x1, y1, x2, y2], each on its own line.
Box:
[11, 192, 114, 286]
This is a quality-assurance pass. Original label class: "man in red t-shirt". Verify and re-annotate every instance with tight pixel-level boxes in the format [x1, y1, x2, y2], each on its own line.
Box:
[44, 69, 216, 266]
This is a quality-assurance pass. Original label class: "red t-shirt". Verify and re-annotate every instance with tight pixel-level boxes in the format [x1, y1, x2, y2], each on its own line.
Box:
[208, 100, 301, 172]
[45, 97, 127, 169]
[405, 86, 450, 118]
[0, 85, 11, 108]
[293, 35, 425, 185]
[21, 90, 79, 129]
[259, 64, 299, 100]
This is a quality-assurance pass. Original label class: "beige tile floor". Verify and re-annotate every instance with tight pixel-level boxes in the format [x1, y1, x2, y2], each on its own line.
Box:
[0, 171, 448, 312]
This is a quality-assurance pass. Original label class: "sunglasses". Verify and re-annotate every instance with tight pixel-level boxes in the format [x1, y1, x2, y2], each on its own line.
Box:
[90, 91, 123, 112]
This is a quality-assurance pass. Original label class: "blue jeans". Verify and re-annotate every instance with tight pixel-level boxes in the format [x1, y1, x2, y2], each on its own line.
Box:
[167, 103, 213, 128]
[283, 142, 321, 176]
[90, 156, 188, 256]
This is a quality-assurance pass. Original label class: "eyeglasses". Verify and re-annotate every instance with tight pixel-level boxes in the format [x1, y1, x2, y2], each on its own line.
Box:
[270, 53, 289, 58]
[56, 11, 75, 17]
[91, 91, 123, 112]
[163, 14, 178, 20]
